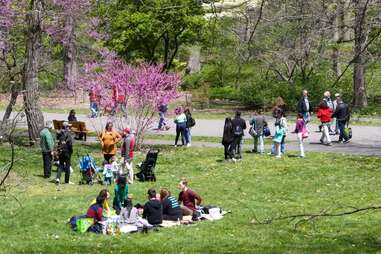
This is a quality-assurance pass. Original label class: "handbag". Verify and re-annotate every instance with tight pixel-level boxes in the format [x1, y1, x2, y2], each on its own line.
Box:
[343, 127, 352, 139]
[248, 126, 258, 137]
[263, 126, 271, 137]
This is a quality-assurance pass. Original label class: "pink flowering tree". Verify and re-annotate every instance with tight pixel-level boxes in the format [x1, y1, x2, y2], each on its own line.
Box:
[82, 51, 181, 149]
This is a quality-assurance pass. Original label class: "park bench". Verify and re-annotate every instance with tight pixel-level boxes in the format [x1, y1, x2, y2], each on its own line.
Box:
[69, 121, 90, 141]
[52, 120, 64, 131]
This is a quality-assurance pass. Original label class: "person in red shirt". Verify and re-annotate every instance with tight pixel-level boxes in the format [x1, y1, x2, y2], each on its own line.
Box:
[316, 101, 333, 146]
[178, 177, 202, 216]
[86, 189, 110, 233]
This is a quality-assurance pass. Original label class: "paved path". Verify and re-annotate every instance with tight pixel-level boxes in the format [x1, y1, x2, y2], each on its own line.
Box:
[3, 111, 381, 156]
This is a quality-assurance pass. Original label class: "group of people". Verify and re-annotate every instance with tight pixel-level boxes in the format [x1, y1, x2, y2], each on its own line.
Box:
[221, 90, 351, 160]
[85, 177, 203, 233]
[39, 112, 136, 185]
[173, 107, 195, 147]
[88, 85, 127, 118]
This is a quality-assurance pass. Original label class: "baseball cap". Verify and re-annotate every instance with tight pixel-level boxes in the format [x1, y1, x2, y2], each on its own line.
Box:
[63, 121, 72, 128]
[335, 93, 341, 97]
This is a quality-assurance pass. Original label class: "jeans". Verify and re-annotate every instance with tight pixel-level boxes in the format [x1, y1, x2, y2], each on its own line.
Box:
[302, 112, 310, 124]
[320, 123, 331, 144]
[158, 112, 167, 129]
[175, 122, 188, 145]
[233, 136, 243, 159]
[42, 152, 53, 178]
[337, 120, 348, 141]
[90, 102, 98, 118]
[186, 127, 191, 144]
[297, 133, 305, 157]
[56, 153, 71, 183]
[253, 135, 264, 153]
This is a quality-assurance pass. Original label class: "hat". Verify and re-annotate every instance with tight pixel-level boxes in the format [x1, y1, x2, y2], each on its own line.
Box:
[63, 121, 72, 128]
[335, 93, 341, 97]
[123, 127, 131, 134]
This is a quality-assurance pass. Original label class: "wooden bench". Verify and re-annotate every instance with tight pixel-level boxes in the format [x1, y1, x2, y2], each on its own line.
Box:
[69, 121, 90, 141]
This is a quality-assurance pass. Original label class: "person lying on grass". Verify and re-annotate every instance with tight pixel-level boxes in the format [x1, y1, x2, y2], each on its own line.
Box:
[178, 177, 202, 216]
[87, 189, 110, 233]
[160, 188, 183, 221]
[143, 188, 163, 226]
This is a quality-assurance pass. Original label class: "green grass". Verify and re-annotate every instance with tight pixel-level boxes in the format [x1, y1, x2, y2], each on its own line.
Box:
[1, 143, 381, 253]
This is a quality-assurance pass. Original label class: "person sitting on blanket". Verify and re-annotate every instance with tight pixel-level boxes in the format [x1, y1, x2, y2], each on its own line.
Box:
[113, 175, 129, 215]
[143, 188, 163, 226]
[90, 189, 111, 217]
[120, 195, 139, 224]
[87, 189, 110, 233]
[178, 177, 202, 216]
[160, 188, 183, 221]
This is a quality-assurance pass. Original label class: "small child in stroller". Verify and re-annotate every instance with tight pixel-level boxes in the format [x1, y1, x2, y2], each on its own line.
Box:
[79, 154, 99, 185]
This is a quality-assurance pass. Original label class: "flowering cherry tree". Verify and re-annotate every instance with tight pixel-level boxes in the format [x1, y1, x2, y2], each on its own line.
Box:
[83, 51, 181, 148]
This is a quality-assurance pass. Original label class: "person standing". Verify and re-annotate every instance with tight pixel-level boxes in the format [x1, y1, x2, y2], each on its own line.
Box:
[232, 111, 247, 160]
[99, 122, 122, 163]
[249, 111, 267, 154]
[121, 127, 135, 184]
[316, 101, 333, 146]
[55, 122, 73, 184]
[174, 107, 189, 147]
[332, 98, 350, 143]
[40, 121, 54, 178]
[297, 90, 312, 124]
[294, 113, 306, 158]
[332, 93, 341, 134]
[184, 108, 195, 146]
[222, 117, 235, 160]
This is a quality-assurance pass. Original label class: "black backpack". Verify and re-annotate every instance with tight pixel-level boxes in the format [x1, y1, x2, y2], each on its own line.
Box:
[57, 131, 71, 154]
[189, 117, 196, 127]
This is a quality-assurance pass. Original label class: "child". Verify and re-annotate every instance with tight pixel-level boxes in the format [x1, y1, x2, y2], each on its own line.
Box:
[110, 156, 121, 179]
[316, 101, 333, 146]
[273, 121, 285, 158]
[120, 195, 139, 224]
[294, 113, 306, 158]
[113, 175, 129, 215]
[103, 163, 113, 185]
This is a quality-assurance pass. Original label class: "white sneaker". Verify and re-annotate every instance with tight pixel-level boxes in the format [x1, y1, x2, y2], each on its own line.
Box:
[186, 143, 191, 147]
[55, 178, 60, 184]
[67, 181, 74, 185]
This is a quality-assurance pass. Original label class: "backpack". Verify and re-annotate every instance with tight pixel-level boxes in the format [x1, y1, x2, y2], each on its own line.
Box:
[189, 117, 196, 127]
[57, 131, 70, 154]
[234, 125, 243, 136]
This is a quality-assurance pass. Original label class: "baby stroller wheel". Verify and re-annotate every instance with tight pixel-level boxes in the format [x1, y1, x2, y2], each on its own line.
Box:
[89, 180, 94, 186]
[153, 175, 156, 182]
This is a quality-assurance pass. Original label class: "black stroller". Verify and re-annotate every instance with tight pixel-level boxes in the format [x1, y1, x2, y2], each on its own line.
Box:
[135, 149, 159, 182]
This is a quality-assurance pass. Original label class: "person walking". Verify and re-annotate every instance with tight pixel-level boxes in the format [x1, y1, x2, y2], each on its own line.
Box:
[157, 103, 169, 130]
[231, 111, 247, 160]
[40, 121, 54, 178]
[323, 91, 335, 133]
[332, 98, 350, 143]
[316, 101, 333, 146]
[99, 122, 122, 163]
[294, 113, 306, 158]
[249, 111, 267, 154]
[121, 127, 135, 184]
[297, 90, 313, 124]
[89, 89, 98, 118]
[222, 117, 235, 161]
[174, 107, 189, 147]
[55, 122, 73, 184]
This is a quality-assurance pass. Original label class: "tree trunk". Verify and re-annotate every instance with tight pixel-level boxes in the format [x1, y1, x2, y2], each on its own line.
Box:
[23, 0, 44, 143]
[63, 15, 78, 97]
[2, 81, 19, 123]
[352, 0, 368, 108]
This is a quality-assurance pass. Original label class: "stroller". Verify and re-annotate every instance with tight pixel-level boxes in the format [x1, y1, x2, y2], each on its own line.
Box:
[79, 154, 101, 185]
[135, 149, 159, 182]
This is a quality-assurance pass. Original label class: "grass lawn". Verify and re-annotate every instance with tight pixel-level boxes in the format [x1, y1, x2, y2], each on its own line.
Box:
[1, 144, 381, 253]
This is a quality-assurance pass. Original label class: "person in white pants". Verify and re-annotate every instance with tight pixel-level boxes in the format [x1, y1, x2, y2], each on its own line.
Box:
[294, 113, 306, 158]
